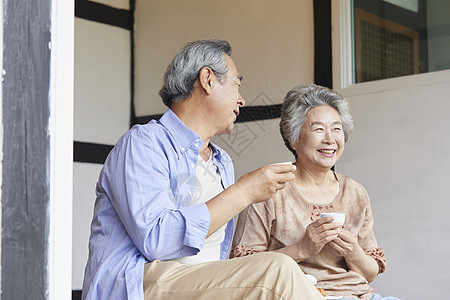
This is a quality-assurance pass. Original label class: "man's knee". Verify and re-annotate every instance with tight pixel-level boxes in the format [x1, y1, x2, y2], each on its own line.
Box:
[255, 252, 303, 275]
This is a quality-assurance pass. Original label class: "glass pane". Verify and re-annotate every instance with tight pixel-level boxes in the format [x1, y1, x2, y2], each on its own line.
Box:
[352, 0, 450, 83]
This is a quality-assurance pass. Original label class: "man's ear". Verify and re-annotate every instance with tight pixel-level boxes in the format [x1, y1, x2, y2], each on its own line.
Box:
[198, 67, 214, 95]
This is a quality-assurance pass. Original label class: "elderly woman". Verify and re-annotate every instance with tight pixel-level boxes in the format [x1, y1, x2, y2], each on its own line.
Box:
[232, 84, 398, 300]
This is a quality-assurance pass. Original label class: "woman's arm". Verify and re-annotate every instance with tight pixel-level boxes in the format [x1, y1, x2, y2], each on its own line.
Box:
[327, 229, 379, 282]
[231, 200, 274, 257]
[232, 200, 341, 262]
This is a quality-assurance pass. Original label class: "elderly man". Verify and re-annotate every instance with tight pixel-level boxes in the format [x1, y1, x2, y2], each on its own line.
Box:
[81, 39, 322, 300]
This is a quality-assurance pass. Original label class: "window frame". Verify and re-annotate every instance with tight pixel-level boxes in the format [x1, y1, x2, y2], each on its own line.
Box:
[331, 0, 450, 96]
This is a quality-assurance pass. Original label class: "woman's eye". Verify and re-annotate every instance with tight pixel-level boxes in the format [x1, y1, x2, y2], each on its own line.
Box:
[314, 127, 324, 132]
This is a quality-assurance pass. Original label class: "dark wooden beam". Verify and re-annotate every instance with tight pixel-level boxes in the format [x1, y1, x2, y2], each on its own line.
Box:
[2, 1, 52, 298]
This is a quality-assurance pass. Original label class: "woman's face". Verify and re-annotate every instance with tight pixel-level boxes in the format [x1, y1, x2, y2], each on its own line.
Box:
[291, 105, 345, 171]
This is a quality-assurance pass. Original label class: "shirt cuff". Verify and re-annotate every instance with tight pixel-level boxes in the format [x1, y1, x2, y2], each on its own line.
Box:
[365, 247, 387, 274]
[178, 203, 210, 256]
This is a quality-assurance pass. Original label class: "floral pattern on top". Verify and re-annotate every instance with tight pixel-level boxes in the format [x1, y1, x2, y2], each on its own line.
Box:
[365, 247, 386, 274]
[310, 205, 335, 221]
[231, 245, 263, 258]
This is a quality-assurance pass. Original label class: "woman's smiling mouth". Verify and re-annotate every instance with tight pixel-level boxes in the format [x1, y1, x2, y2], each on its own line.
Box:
[318, 149, 336, 155]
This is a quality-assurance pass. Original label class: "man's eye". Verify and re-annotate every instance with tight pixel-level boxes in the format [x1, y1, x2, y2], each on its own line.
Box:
[314, 127, 324, 131]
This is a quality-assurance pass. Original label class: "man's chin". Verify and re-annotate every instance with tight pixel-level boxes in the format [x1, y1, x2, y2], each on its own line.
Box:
[216, 124, 234, 136]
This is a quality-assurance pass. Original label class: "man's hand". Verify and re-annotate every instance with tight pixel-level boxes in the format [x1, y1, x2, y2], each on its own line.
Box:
[235, 164, 296, 206]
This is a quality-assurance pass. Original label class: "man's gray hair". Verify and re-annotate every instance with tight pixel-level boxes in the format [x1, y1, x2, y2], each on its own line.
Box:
[159, 39, 232, 107]
[279, 84, 354, 158]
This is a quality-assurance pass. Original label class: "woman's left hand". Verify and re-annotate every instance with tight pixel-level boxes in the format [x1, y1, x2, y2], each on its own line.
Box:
[327, 228, 379, 283]
[327, 228, 361, 259]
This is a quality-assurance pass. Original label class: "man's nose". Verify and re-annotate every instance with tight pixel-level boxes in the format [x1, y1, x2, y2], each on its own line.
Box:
[238, 93, 245, 107]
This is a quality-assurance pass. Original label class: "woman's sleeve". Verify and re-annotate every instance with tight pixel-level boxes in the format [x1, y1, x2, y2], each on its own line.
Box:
[230, 199, 275, 258]
[357, 187, 387, 274]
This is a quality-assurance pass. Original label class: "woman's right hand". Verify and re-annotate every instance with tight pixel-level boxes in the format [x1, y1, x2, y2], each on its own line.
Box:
[296, 217, 342, 258]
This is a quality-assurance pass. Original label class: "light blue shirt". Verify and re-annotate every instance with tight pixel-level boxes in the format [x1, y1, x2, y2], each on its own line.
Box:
[81, 109, 235, 300]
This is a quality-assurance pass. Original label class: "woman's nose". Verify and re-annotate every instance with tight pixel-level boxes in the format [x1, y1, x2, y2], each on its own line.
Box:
[323, 130, 335, 144]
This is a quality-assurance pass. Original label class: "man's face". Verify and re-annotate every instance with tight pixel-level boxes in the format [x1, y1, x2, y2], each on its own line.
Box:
[210, 55, 245, 135]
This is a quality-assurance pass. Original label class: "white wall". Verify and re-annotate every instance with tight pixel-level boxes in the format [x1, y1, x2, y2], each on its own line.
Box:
[333, 3, 450, 298]
[134, 0, 314, 176]
[49, 1, 74, 298]
[335, 78, 450, 299]
[72, 162, 104, 289]
[74, 18, 130, 145]
[73, 11, 130, 290]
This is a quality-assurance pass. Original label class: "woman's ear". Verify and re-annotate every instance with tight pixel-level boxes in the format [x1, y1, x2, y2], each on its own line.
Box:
[198, 67, 214, 95]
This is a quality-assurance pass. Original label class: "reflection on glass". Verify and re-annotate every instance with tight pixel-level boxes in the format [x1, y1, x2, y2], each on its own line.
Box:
[353, 0, 450, 83]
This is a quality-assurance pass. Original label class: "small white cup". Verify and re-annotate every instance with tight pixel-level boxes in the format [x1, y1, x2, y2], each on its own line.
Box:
[320, 212, 345, 226]
[269, 162, 294, 173]
[269, 161, 293, 166]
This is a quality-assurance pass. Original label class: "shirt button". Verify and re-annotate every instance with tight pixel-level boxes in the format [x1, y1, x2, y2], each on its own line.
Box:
[195, 139, 199, 142]
[188, 191, 192, 195]
[180, 147, 185, 152]
[194, 143, 199, 148]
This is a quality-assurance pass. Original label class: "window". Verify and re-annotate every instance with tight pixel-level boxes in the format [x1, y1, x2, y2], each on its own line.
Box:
[341, 0, 450, 85]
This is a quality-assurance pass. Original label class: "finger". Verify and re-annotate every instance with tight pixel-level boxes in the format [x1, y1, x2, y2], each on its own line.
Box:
[327, 240, 344, 252]
[313, 217, 335, 227]
[275, 172, 295, 184]
[321, 222, 343, 231]
[330, 236, 345, 246]
[322, 233, 339, 245]
[316, 229, 340, 241]
[275, 182, 286, 190]
[335, 229, 354, 243]
[268, 163, 296, 174]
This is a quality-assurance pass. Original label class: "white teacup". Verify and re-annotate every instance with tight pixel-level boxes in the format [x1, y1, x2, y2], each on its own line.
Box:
[320, 212, 345, 226]
[269, 162, 294, 173]
[269, 161, 293, 166]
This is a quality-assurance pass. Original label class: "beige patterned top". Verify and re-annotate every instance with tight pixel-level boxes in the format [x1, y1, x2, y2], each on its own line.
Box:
[231, 172, 386, 300]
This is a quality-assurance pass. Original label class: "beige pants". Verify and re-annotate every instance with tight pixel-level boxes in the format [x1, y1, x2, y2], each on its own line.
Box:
[143, 252, 323, 299]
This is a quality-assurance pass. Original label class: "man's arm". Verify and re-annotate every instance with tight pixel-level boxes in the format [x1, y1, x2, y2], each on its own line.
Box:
[206, 164, 296, 237]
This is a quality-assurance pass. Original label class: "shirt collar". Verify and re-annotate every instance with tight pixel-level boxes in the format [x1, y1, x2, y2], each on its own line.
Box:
[159, 109, 203, 155]
[209, 142, 223, 161]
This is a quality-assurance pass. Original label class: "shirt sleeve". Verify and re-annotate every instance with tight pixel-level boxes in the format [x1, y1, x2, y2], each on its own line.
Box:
[231, 199, 274, 258]
[356, 187, 387, 274]
[101, 128, 210, 261]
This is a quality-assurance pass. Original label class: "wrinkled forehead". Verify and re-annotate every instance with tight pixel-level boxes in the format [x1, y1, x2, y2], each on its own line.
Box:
[305, 105, 342, 124]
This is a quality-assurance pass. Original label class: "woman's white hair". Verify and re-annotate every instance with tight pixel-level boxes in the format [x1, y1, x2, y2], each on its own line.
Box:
[279, 84, 354, 158]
